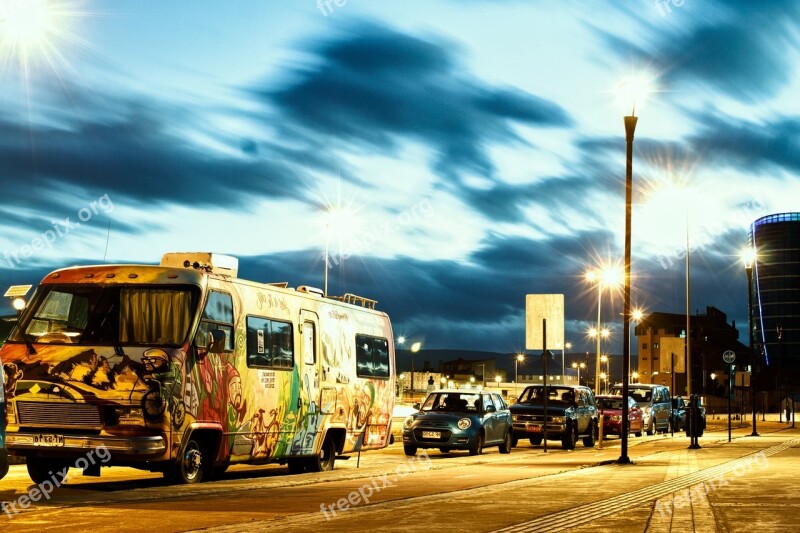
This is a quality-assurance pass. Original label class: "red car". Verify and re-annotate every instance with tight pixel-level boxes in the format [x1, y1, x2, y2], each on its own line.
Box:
[596, 395, 643, 438]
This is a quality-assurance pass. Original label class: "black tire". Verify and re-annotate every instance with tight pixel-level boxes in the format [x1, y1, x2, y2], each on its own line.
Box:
[27, 458, 71, 485]
[646, 419, 654, 436]
[439, 448, 451, 453]
[561, 424, 577, 450]
[165, 438, 205, 484]
[306, 435, 336, 472]
[634, 429, 643, 437]
[510, 434, 519, 448]
[404, 445, 418, 456]
[287, 459, 306, 474]
[468, 432, 484, 456]
[583, 421, 596, 448]
[529, 436, 543, 446]
[499, 430, 512, 454]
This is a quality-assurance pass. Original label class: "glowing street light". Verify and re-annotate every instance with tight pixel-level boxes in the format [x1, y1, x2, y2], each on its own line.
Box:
[515, 353, 525, 397]
[571, 361, 586, 385]
[586, 265, 622, 395]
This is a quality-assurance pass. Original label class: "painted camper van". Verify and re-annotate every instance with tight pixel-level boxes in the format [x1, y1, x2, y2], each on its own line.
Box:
[0, 252, 395, 484]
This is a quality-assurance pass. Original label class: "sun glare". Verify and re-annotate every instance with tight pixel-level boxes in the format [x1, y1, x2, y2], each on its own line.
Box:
[1, 0, 54, 48]
[0, 0, 86, 79]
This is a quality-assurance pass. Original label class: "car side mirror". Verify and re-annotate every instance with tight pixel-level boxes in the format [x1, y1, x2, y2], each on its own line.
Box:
[412, 402, 421, 411]
[485, 405, 496, 413]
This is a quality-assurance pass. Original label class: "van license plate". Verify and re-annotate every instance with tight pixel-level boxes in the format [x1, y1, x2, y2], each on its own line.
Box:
[421, 431, 441, 439]
[34, 434, 65, 447]
[526, 425, 542, 433]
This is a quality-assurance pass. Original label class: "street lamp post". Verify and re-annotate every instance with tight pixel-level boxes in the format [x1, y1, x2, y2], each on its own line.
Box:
[600, 354, 609, 393]
[743, 250, 759, 437]
[571, 361, 586, 385]
[618, 99, 638, 465]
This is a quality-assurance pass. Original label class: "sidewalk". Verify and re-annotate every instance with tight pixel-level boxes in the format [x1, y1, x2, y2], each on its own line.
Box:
[571, 420, 800, 532]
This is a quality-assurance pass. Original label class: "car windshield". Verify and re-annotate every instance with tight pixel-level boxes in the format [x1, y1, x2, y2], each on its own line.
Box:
[421, 392, 481, 413]
[598, 398, 624, 410]
[11, 284, 200, 347]
[612, 387, 651, 404]
[517, 386, 575, 404]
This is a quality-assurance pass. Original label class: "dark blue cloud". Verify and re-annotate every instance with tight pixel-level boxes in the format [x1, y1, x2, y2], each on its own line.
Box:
[256, 23, 573, 219]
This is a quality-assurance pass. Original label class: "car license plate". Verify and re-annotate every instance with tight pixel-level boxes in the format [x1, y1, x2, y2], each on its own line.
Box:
[526, 425, 542, 433]
[33, 434, 65, 447]
[421, 431, 441, 439]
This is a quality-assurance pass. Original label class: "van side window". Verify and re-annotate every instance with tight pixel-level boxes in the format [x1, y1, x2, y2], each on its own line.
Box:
[246, 316, 294, 369]
[302, 320, 316, 365]
[355, 335, 389, 378]
[196, 291, 233, 351]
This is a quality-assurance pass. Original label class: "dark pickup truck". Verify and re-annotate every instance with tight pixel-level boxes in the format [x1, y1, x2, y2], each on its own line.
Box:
[509, 385, 598, 450]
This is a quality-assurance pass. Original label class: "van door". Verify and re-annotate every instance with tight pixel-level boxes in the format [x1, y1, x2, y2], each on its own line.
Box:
[294, 310, 321, 454]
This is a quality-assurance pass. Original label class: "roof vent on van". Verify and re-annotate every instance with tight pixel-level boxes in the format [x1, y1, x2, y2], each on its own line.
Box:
[296, 285, 324, 297]
[160, 252, 238, 277]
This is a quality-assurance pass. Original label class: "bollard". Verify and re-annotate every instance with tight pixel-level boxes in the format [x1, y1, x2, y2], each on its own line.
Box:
[598, 414, 604, 449]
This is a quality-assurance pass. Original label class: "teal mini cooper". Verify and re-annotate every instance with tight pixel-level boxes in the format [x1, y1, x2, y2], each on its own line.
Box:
[402, 390, 512, 456]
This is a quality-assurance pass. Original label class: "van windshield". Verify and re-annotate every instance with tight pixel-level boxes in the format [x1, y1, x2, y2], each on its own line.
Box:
[11, 285, 200, 347]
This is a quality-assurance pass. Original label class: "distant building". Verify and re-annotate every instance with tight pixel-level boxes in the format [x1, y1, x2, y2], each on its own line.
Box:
[635, 306, 747, 395]
[439, 358, 504, 386]
[748, 213, 800, 387]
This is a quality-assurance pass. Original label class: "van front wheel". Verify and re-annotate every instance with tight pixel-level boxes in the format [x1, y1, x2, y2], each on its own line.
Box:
[165, 439, 205, 484]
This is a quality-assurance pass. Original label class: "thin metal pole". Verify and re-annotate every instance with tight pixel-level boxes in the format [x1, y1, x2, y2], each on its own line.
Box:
[747, 266, 758, 436]
[596, 283, 602, 395]
[686, 212, 691, 396]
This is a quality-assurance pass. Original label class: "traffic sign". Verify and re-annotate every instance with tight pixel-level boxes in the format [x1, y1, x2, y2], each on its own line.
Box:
[722, 350, 736, 364]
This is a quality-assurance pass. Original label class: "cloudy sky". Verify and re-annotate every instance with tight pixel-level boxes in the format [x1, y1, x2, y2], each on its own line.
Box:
[1, 0, 798, 356]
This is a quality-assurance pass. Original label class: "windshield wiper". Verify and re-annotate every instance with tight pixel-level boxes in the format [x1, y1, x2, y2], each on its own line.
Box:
[19, 329, 37, 355]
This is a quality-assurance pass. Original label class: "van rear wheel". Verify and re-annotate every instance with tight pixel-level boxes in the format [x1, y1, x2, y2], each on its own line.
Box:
[306, 435, 336, 472]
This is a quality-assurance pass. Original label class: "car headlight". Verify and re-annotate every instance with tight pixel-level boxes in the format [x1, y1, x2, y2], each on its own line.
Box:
[512, 415, 519, 421]
[457, 418, 471, 430]
[404, 416, 415, 429]
[643, 406, 651, 417]
[551, 416, 565, 424]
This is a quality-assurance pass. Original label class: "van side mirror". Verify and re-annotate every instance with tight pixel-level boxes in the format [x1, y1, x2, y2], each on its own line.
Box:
[196, 329, 226, 358]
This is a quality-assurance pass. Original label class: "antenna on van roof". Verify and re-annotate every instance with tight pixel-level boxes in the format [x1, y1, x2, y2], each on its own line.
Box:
[103, 220, 111, 262]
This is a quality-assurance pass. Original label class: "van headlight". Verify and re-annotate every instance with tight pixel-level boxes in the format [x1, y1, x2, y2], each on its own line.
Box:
[457, 418, 471, 430]
[550, 416, 565, 424]
[404, 416, 415, 429]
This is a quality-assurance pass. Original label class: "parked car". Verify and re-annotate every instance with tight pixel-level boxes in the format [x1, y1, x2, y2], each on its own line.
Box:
[509, 385, 598, 450]
[609, 383, 671, 435]
[596, 394, 643, 437]
[402, 390, 512, 456]
[670, 396, 706, 432]
[1, 360, 8, 480]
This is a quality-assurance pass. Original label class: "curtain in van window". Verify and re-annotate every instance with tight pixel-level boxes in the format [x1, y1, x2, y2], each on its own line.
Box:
[120, 289, 191, 344]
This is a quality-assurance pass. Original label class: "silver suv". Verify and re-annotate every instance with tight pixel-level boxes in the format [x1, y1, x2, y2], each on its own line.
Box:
[609, 384, 671, 435]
